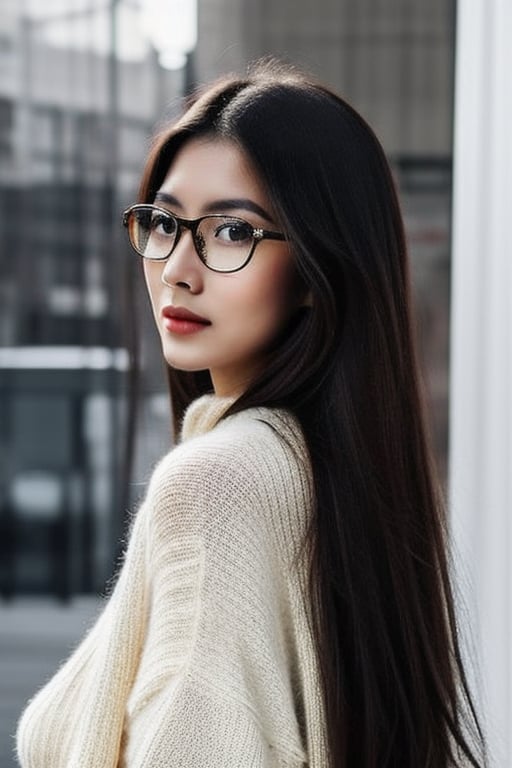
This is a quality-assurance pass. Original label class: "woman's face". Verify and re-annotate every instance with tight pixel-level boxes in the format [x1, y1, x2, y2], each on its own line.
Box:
[143, 136, 305, 396]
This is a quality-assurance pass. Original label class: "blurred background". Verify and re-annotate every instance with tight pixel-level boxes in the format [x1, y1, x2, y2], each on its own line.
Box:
[0, 0, 454, 599]
[0, 0, 503, 766]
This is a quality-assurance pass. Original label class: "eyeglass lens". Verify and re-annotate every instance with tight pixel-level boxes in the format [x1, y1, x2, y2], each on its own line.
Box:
[128, 207, 256, 272]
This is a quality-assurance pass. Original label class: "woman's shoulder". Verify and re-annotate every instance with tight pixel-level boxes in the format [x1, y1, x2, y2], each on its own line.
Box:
[181, 398, 308, 475]
[145, 397, 312, 518]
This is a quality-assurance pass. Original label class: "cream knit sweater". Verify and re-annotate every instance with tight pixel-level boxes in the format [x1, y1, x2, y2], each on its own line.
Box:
[16, 395, 328, 767]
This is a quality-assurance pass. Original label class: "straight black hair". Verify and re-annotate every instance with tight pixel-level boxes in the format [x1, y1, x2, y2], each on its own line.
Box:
[137, 59, 485, 767]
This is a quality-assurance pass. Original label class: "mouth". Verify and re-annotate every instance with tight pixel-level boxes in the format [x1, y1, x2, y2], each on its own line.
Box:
[161, 305, 211, 335]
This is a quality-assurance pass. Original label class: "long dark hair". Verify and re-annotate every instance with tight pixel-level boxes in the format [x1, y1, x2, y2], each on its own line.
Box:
[137, 60, 485, 767]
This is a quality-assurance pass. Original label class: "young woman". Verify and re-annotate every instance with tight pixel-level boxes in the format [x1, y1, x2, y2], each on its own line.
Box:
[17, 60, 485, 767]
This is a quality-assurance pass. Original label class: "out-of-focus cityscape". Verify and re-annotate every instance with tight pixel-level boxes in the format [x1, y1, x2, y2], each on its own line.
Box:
[0, 0, 483, 765]
[0, 0, 455, 599]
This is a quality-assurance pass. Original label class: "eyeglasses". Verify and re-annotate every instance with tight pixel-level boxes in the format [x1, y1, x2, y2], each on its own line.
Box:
[122, 203, 286, 273]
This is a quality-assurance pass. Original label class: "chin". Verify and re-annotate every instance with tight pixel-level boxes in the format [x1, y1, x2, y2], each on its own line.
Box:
[162, 354, 209, 374]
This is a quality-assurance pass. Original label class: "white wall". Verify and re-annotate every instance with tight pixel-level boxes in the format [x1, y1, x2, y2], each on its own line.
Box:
[450, 1, 512, 765]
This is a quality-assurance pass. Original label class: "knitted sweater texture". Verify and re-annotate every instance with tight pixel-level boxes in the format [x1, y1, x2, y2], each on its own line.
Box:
[16, 395, 328, 767]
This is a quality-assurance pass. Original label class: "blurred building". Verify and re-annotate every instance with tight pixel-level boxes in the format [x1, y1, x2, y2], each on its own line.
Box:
[0, 2, 180, 598]
[0, 0, 455, 598]
[197, 0, 454, 156]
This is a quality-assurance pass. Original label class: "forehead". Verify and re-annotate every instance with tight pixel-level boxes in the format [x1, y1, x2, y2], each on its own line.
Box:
[158, 137, 272, 214]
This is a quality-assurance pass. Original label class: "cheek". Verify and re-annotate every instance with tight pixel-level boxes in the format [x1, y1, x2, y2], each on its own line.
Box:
[143, 262, 163, 318]
[263, 257, 303, 312]
[233, 259, 302, 330]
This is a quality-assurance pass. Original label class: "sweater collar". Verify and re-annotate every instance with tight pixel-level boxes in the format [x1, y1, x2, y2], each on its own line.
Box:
[180, 394, 237, 442]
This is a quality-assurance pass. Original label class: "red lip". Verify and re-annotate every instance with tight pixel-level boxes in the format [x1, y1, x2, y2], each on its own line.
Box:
[162, 306, 210, 323]
[161, 305, 211, 335]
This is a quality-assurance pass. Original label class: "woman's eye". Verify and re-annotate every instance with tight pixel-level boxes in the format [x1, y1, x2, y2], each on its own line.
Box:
[215, 221, 253, 245]
[151, 214, 177, 236]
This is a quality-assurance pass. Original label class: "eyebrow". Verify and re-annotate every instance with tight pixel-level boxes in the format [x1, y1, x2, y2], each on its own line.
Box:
[154, 191, 273, 222]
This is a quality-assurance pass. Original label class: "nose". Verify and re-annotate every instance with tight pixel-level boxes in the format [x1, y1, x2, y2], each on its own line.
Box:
[160, 228, 203, 291]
